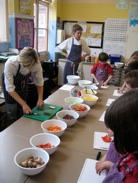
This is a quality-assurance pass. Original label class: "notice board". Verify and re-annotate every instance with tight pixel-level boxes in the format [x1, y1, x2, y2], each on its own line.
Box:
[16, 18, 34, 50]
[63, 21, 104, 48]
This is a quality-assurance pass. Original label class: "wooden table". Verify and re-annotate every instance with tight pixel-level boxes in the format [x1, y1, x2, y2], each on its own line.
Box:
[0, 85, 119, 183]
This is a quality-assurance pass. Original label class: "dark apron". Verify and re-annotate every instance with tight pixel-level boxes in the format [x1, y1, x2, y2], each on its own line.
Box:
[2, 64, 30, 104]
[63, 38, 82, 84]
[102, 154, 138, 183]
[95, 65, 108, 82]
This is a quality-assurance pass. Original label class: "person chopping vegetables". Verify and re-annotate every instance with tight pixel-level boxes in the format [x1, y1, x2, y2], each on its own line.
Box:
[55, 24, 91, 84]
[2, 47, 44, 125]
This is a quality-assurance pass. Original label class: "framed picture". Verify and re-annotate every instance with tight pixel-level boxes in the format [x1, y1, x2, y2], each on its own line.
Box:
[63, 21, 104, 48]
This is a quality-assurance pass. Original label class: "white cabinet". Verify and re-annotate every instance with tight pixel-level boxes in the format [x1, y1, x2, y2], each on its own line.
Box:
[58, 59, 93, 86]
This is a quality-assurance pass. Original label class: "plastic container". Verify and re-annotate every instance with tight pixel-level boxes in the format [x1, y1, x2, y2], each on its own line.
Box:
[109, 54, 121, 65]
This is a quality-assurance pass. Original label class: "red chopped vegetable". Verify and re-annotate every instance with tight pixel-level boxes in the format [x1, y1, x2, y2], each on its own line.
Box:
[101, 135, 112, 143]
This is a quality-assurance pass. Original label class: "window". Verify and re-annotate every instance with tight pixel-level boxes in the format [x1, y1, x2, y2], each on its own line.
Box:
[0, 0, 8, 42]
[34, 1, 49, 52]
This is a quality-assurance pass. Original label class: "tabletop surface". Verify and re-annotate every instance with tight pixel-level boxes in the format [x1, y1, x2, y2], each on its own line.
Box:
[0, 85, 119, 183]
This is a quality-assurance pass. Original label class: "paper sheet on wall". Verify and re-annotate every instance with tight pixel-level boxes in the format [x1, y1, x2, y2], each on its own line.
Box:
[77, 158, 106, 183]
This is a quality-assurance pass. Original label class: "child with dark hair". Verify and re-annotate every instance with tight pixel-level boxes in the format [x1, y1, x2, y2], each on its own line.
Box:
[91, 52, 113, 86]
[118, 60, 138, 93]
[96, 89, 138, 183]
[97, 89, 138, 182]
[96, 69, 138, 177]
[124, 70, 138, 91]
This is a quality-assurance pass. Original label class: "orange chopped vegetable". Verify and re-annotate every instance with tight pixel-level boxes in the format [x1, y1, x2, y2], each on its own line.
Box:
[73, 105, 87, 111]
[37, 143, 55, 148]
[101, 135, 112, 143]
[46, 125, 62, 132]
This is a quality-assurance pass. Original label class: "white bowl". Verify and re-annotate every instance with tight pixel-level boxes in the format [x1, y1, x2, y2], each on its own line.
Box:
[114, 62, 124, 68]
[80, 89, 97, 95]
[78, 80, 92, 87]
[14, 147, 49, 176]
[81, 94, 98, 107]
[56, 110, 79, 127]
[82, 84, 98, 90]
[30, 133, 60, 155]
[69, 103, 90, 118]
[41, 119, 67, 137]
[64, 97, 83, 107]
[67, 75, 80, 84]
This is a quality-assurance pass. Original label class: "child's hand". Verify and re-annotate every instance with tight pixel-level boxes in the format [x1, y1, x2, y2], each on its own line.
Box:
[95, 161, 114, 175]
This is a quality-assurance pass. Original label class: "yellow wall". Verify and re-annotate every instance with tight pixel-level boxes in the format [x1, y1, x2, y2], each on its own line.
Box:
[60, 3, 128, 22]
[8, 0, 34, 16]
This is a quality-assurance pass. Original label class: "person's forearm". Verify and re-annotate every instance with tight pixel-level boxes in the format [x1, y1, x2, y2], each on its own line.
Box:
[36, 85, 44, 101]
[105, 75, 113, 84]
[91, 74, 99, 83]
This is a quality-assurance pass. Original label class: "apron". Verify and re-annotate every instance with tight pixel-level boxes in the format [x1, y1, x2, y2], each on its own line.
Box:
[102, 154, 138, 183]
[95, 64, 108, 82]
[63, 38, 82, 84]
[2, 64, 30, 104]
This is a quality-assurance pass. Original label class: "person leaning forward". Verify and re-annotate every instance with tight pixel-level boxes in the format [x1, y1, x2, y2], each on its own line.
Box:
[2, 47, 44, 125]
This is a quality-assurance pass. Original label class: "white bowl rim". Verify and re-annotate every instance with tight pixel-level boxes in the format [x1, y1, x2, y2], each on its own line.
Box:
[69, 103, 91, 111]
[41, 119, 67, 130]
[14, 147, 49, 169]
[67, 75, 80, 79]
[56, 110, 79, 119]
[64, 96, 83, 102]
[30, 133, 61, 149]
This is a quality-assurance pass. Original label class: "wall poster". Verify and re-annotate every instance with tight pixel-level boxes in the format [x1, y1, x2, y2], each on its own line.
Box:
[16, 18, 34, 50]
[63, 21, 104, 48]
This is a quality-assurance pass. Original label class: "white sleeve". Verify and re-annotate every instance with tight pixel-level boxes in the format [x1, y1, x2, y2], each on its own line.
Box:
[4, 60, 17, 92]
[55, 38, 72, 54]
[31, 62, 44, 86]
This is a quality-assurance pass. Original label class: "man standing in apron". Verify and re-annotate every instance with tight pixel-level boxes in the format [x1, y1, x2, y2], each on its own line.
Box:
[2, 47, 44, 125]
[55, 24, 90, 84]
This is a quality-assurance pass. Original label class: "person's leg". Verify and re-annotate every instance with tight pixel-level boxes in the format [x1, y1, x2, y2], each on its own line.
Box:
[5, 103, 18, 125]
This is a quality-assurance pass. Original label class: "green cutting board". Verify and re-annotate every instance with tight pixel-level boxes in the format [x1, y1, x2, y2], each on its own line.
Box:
[24, 103, 63, 122]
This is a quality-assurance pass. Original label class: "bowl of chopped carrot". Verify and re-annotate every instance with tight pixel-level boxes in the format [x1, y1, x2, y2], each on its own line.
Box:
[41, 119, 67, 137]
[69, 103, 90, 118]
[30, 133, 60, 155]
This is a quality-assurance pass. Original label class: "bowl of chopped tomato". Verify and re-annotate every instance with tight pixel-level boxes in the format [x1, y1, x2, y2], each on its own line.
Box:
[69, 103, 90, 118]
[56, 110, 79, 127]
[41, 119, 67, 137]
[30, 133, 61, 155]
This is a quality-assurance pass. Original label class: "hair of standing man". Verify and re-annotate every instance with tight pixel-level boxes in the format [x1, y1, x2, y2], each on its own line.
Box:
[72, 24, 83, 33]
[98, 52, 109, 62]
[124, 70, 138, 89]
[19, 47, 39, 68]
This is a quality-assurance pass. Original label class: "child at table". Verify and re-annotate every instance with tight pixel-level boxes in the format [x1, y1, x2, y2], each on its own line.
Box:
[97, 89, 138, 183]
[123, 70, 138, 91]
[118, 51, 138, 93]
[91, 52, 113, 86]
[95, 71, 138, 175]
